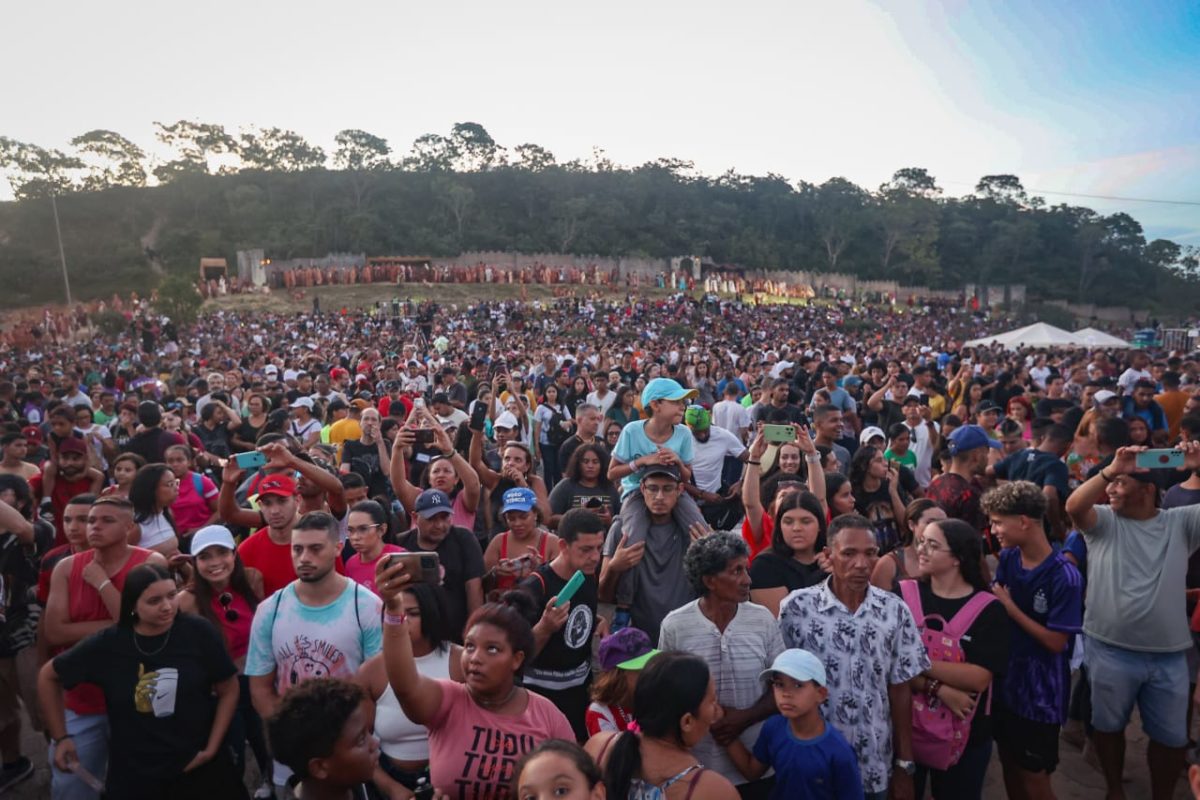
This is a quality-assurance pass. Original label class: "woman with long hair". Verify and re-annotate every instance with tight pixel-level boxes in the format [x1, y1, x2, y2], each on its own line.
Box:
[534, 383, 573, 490]
[231, 393, 270, 453]
[825, 473, 856, 521]
[1005, 395, 1033, 441]
[375, 566, 574, 800]
[39, 563, 247, 799]
[567, 375, 591, 417]
[749, 491, 829, 616]
[902, 518, 1009, 800]
[549, 443, 621, 530]
[103, 452, 145, 498]
[177, 526, 270, 794]
[584, 651, 739, 800]
[357, 583, 464, 796]
[691, 361, 716, 408]
[343, 500, 405, 594]
[129, 463, 180, 557]
[849, 445, 909, 555]
[483, 488, 560, 594]
[605, 385, 641, 430]
[871, 498, 946, 593]
[470, 427, 552, 538]
[741, 427, 825, 562]
[391, 411, 481, 531]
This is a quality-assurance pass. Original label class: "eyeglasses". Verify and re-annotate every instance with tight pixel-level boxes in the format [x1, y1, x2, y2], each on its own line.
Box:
[916, 539, 947, 554]
[347, 524, 381, 536]
[218, 592, 239, 622]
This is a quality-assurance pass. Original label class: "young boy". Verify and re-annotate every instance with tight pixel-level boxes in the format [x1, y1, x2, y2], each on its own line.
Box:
[981, 481, 1083, 800]
[608, 377, 706, 542]
[267, 678, 381, 800]
[725, 648, 862, 800]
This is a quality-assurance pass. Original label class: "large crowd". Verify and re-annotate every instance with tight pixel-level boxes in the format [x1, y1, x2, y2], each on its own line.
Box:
[1, 289, 1200, 800]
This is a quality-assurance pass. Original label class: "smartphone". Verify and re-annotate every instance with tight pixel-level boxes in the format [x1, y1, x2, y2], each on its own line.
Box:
[413, 397, 425, 409]
[584, 497, 604, 510]
[234, 451, 267, 470]
[763, 424, 795, 444]
[386, 551, 441, 585]
[413, 429, 435, 445]
[1135, 448, 1185, 470]
[555, 569, 586, 607]
[469, 402, 488, 432]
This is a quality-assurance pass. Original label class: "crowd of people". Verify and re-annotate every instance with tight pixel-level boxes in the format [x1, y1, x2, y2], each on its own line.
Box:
[2, 289, 1200, 799]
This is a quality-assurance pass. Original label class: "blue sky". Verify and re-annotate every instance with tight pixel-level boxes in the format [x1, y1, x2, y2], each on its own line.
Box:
[2, 0, 1197, 244]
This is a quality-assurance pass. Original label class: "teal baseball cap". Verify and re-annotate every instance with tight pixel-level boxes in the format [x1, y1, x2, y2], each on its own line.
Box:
[641, 377, 697, 407]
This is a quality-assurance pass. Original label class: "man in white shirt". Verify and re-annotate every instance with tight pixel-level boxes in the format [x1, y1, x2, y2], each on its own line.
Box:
[586, 372, 616, 417]
[1118, 352, 1153, 396]
[685, 407, 748, 529]
[432, 392, 468, 433]
[713, 383, 751, 442]
[900, 395, 939, 488]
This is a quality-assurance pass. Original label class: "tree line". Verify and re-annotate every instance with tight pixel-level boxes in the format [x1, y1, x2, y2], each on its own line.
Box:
[0, 121, 1196, 310]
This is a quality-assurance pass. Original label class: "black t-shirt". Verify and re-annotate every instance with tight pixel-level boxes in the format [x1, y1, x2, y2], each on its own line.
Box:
[235, 419, 264, 448]
[557, 436, 606, 475]
[853, 475, 915, 555]
[341, 438, 392, 498]
[907, 582, 1010, 746]
[194, 422, 232, 459]
[519, 565, 598, 689]
[52, 614, 237, 791]
[870, 400, 906, 433]
[396, 526, 485, 643]
[0, 519, 53, 656]
[548, 479, 622, 517]
[753, 402, 807, 426]
[994, 449, 1070, 497]
[748, 550, 826, 593]
[123, 428, 182, 464]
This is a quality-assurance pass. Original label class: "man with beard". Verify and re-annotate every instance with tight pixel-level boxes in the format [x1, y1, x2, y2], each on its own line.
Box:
[245, 511, 382, 794]
[32, 437, 104, 547]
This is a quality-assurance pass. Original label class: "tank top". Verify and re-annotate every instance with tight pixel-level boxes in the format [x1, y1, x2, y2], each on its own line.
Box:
[374, 647, 454, 760]
[208, 590, 255, 661]
[495, 531, 549, 592]
[64, 547, 153, 714]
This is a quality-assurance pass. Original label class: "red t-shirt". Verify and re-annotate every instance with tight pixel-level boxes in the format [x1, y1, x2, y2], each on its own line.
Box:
[741, 512, 773, 563]
[237, 528, 345, 597]
[30, 473, 96, 547]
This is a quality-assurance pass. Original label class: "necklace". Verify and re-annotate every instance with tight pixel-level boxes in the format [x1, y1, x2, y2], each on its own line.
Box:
[470, 684, 519, 709]
[132, 625, 172, 656]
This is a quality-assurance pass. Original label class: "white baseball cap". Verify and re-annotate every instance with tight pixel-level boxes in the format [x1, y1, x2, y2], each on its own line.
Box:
[190, 525, 237, 555]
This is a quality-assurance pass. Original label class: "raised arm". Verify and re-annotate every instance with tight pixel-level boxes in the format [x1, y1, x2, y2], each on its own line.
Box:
[741, 433, 769, 540]
[469, 428, 502, 490]
[217, 461, 264, 529]
[388, 428, 422, 513]
[796, 424, 826, 515]
[375, 559, 445, 726]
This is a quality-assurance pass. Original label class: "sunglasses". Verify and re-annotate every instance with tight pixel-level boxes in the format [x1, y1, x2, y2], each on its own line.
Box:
[218, 592, 239, 622]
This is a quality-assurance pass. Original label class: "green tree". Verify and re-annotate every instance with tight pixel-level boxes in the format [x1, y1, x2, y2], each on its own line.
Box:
[152, 120, 236, 182]
[512, 143, 556, 172]
[237, 128, 326, 172]
[404, 133, 455, 171]
[333, 130, 391, 171]
[70, 130, 147, 190]
[155, 273, 204, 324]
[0, 137, 82, 199]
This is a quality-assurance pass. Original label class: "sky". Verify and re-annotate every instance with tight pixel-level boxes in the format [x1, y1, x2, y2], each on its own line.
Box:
[2, 0, 1197, 244]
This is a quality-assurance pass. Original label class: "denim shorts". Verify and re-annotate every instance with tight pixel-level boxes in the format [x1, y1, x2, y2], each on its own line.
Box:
[1084, 636, 1189, 747]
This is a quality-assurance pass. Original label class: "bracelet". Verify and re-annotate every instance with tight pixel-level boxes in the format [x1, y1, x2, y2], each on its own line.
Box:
[383, 611, 408, 626]
[746, 460, 761, 466]
[441, 449, 454, 459]
[804, 454, 821, 462]
[1099, 469, 1114, 482]
[52, 734, 72, 744]
[97, 579, 112, 593]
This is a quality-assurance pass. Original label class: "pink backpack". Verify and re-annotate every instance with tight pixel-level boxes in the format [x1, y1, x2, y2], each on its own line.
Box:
[899, 579, 997, 771]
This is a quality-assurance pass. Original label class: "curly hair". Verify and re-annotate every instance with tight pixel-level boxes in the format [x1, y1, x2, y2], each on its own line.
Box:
[980, 480, 1047, 520]
[683, 531, 749, 596]
[268, 679, 367, 782]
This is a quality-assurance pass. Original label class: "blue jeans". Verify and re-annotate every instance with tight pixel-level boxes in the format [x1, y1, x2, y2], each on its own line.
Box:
[1085, 637, 1189, 747]
[914, 739, 993, 799]
[50, 710, 109, 800]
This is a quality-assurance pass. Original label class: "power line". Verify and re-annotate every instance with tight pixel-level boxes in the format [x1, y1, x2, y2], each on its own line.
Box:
[942, 180, 1200, 208]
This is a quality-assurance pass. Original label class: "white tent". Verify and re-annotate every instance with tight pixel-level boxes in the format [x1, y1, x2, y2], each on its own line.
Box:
[964, 322, 1084, 350]
[1074, 327, 1132, 348]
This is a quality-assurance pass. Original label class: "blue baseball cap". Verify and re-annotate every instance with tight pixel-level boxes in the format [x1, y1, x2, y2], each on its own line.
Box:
[414, 489, 453, 519]
[946, 424, 1001, 456]
[759, 648, 827, 687]
[640, 377, 697, 408]
[501, 487, 537, 514]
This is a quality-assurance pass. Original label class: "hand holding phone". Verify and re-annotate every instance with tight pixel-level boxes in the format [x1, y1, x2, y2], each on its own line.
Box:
[1134, 448, 1185, 470]
[555, 570, 586, 607]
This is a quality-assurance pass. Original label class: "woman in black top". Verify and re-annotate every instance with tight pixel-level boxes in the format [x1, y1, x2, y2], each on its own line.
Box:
[748, 490, 828, 616]
[39, 563, 247, 800]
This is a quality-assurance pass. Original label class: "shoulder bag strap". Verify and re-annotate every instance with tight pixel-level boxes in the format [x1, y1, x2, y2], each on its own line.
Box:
[942, 591, 999, 640]
[898, 579, 924, 627]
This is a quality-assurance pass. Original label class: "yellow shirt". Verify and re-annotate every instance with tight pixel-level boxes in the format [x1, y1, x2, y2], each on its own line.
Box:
[328, 418, 362, 461]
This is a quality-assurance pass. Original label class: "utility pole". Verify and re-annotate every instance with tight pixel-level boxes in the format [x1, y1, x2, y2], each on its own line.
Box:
[51, 194, 72, 306]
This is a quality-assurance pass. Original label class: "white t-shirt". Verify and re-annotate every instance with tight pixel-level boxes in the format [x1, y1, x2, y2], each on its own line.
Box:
[289, 416, 322, 441]
[691, 427, 747, 493]
[586, 390, 616, 417]
[905, 420, 938, 488]
[137, 512, 177, 548]
[1118, 367, 1152, 395]
[436, 408, 469, 431]
[712, 399, 751, 437]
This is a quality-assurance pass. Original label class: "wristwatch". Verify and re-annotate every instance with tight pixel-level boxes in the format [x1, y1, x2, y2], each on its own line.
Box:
[894, 759, 916, 776]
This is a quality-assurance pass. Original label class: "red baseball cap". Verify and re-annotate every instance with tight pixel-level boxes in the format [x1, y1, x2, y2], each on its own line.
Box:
[20, 425, 42, 444]
[256, 473, 297, 498]
[58, 437, 88, 456]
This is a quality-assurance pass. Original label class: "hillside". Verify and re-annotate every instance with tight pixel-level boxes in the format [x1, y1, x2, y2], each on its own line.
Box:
[1, 123, 1196, 310]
